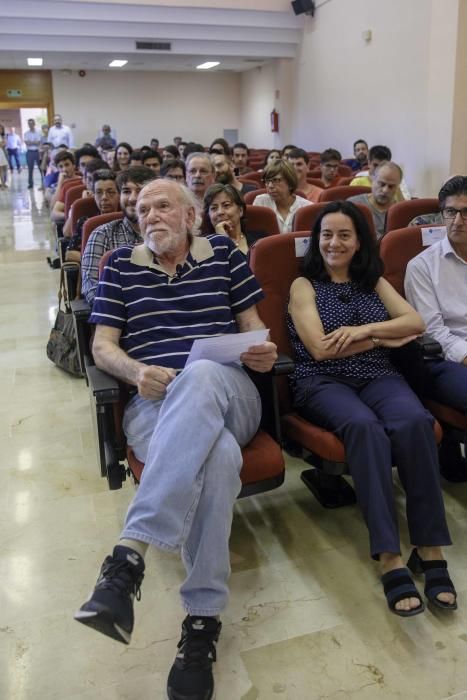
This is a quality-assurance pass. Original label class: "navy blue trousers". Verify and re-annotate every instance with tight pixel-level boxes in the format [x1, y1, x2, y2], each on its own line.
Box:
[423, 359, 467, 415]
[26, 150, 41, 186]
[294, 374, 451, 559]
[7, 148, 20, 171]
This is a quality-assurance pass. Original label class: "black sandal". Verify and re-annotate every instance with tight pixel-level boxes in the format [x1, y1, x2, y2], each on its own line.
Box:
[381, 567, 425, 617]
[407, 548, 457, 611]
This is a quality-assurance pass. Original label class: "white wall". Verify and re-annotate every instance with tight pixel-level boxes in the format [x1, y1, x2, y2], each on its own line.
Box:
[52, 70, 241, 147]
[239, 63, 277, 149]
[290, 0, 434, 195]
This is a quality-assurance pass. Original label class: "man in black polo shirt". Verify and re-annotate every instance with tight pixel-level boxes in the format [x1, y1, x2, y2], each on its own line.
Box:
[75, 179, 277, 700]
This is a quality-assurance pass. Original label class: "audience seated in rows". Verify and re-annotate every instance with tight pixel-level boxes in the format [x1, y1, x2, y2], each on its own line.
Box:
[162, 144, 179, 161]
[47, 150, 78, 210]
[160, 158, 186, 182]
[65, 169, 120, 263]
[348, 161, 402, 240]
[351, 144, 411, 201]
[252, 159, 309, 232]
[51, 145, 99, 223]
[343, 139, 369, 173]
[201, 183, 267, 255]
[183, 142, 206, 161]
[211, 153, 257, 195]
[141, 149, 162, 174]
[287, 147, 323, 203]
[319, 148, 343, 189]
[113, 142, 133, 172]
[287, 200, 457, 617]
[281, 144, 297, 159]
[261, 149, 281, 171]
[232, 142, 250, 175]
[405, 175, 467, 478]
[62, 158, 109, 238]
[209, 137, 231, 156]
[81, 166, 157, 304]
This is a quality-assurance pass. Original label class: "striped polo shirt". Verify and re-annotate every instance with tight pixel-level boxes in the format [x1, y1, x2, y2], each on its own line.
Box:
[89, 234, 265, 370]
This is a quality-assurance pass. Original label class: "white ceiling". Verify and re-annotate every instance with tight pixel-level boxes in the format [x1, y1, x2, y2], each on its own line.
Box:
[0, 0, 304, 72]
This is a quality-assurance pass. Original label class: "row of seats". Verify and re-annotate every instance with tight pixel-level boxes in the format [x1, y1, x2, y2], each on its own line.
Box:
[76, 199, 465, 502]
[82, 226, 466, 507]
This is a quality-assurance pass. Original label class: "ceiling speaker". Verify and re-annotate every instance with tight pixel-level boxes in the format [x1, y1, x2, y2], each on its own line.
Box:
[291, 0, 316, 16]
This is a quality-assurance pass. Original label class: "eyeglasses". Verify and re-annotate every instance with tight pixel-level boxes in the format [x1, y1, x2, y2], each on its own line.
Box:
[442, 207, 467, 220]
[265, 177, 285, 186]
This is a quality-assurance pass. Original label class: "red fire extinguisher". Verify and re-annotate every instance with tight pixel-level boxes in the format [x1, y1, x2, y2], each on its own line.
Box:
[270, 109, 279, 133]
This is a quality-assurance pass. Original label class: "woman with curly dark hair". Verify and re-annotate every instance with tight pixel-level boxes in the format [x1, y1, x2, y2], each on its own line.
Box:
[287, 200, 457, 617]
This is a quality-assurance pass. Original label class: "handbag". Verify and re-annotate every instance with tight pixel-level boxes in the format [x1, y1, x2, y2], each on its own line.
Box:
[46, 268, 82, 376]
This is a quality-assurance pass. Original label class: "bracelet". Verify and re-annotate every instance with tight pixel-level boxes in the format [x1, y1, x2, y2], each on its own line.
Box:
[371, 337, 380, 347]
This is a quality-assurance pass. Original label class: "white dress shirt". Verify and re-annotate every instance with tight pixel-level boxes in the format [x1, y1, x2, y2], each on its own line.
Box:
[252, 193, 310, 233]
[24, 129, 42, 150]
[405, 235, 467, 363]
[6, 133, 22, 150]
[47, 124, 73, 148]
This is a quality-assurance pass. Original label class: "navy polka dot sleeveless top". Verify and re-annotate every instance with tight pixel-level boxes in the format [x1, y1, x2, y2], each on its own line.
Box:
[287, 279, 399, 382]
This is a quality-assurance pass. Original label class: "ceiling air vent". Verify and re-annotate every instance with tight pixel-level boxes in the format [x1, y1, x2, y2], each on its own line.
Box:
[136, 41, 171, 51]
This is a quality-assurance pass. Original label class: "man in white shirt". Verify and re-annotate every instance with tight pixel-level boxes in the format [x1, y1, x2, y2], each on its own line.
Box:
[405, 175, 467, 479]
[48, 114, 73, 149]
[6, 127, 22, 173]
[24, 118, 42, 188]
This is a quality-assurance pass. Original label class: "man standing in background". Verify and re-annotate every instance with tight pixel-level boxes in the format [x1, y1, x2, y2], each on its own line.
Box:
[48, 114, 73, 149]
[24, 118, 42, 189]
[6, 127, 22, 173]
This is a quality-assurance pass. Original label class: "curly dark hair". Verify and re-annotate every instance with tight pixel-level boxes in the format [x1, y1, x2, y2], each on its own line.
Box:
[302, 200, 383, 292]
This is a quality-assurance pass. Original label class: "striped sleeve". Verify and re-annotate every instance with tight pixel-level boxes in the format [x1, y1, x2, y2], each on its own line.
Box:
[89, 248, 128, 329]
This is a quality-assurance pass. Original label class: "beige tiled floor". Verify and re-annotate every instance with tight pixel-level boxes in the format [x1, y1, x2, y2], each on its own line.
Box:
[2, 172, 467, 699]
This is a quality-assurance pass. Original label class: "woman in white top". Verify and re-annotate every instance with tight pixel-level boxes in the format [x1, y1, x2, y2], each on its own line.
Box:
[252, 159, 309, 233]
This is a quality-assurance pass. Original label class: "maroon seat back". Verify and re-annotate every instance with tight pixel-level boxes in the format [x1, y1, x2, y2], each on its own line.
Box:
[293, 202, 376, 238]
[379, 226, 425, 297]
[249, 232, 310, 411]
[386, 198, 440, 232]
[244, 205, 280, 236]
[319, 185, 371, 202]
[64, 184, 86, 216]
[82, 212, 124, 253]
[70, 197, 99, 235]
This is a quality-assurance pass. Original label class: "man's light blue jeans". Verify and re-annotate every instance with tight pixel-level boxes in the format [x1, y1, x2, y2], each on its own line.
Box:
[121, 359, 262, 617]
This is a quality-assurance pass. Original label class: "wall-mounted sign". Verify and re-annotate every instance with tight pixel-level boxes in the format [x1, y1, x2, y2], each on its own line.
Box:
[7, 89, 22, 97]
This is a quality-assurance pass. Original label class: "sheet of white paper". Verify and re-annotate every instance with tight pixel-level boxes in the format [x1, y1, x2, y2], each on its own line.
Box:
[186, 329, 269, 366]
[421, 225, 446, 247]
[294, 236, 310, 257]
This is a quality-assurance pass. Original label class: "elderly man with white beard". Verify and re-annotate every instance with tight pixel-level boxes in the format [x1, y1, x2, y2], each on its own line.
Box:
[74, 179, 277, 700]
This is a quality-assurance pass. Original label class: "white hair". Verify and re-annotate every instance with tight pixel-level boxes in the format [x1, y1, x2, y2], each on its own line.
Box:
[137, 179, 201, 236]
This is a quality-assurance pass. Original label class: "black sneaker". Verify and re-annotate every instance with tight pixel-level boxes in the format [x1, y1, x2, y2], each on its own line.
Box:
[167, 616, 221, 700]
[74, 545, 144, 644]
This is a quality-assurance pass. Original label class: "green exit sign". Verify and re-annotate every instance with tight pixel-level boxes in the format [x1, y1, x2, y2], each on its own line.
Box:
[7, 89, 22, 97]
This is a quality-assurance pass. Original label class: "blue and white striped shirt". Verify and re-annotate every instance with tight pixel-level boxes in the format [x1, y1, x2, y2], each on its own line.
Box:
[90, 235, 264, 370]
